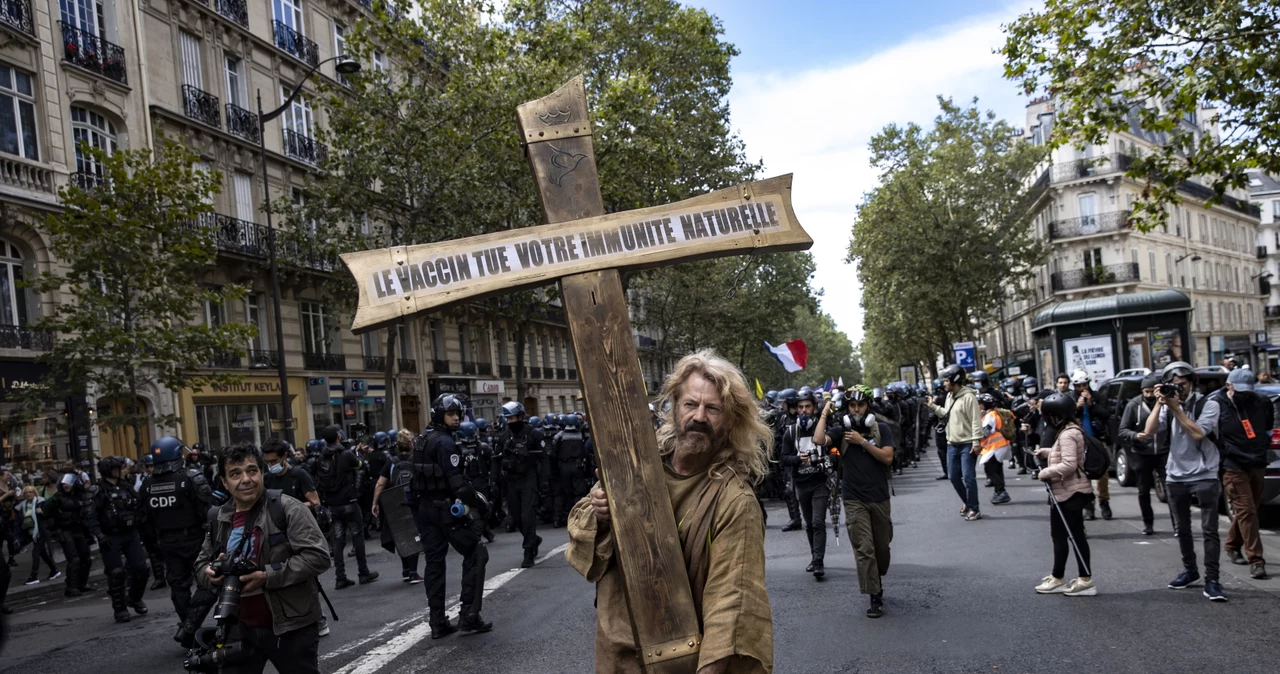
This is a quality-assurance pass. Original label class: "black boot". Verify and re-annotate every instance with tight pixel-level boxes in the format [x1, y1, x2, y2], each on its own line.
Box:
[430, 617, 458, 639]
[1099, 500, 1112, 520]
[150, 577, 167, 591]
[521, 550, 535, 568]
[782, 520, 802, 532]
[107, 571, 130, 623]
[866, 592, 883, 618]
[458, 609, 494, 634]
[812, 561, 825, 579]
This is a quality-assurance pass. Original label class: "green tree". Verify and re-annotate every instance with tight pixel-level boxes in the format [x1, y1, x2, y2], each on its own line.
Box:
[1001, 0, 1279, 231]
[849, 98, 1047, 383]
[27, 142, 254, 460]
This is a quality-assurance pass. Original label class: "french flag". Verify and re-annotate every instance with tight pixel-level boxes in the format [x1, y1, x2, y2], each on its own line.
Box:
[765, 340, 807, 373]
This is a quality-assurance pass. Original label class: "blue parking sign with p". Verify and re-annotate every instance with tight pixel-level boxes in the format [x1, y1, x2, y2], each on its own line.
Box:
[953, 341, 976, 370]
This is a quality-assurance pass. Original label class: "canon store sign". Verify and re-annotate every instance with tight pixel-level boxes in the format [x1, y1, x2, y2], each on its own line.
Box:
[471, 380, 505, 395]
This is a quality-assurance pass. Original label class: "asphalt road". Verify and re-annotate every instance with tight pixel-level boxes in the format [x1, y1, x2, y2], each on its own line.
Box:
[5, 458, 1280, 673]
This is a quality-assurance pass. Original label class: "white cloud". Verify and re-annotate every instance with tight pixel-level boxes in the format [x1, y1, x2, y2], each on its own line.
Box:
[728, 8, 1027, 346]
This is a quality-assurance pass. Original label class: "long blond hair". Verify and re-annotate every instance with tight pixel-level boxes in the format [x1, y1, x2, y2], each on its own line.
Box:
[656, 350, 773, 484]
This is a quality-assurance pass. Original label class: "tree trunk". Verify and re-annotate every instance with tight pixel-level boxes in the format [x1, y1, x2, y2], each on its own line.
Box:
[128, 372, 144, 461]
[515, 323, 527, 404]
[383, 326, 398, 431]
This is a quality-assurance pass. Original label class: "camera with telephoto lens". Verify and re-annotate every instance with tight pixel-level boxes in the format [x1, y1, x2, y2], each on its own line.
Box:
[183, 556, 260, 671]
[213, 555, 260, 623]
[1158, 383, 1179, 399]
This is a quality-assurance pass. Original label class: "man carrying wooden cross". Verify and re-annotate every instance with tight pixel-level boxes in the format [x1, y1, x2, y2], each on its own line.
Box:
[568, 350, 774, 673]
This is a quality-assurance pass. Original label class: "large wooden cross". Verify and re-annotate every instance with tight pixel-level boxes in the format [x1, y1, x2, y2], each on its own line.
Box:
[343, 76, 810, 672]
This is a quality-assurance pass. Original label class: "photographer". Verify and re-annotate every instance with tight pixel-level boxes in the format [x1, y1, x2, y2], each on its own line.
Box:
[1120, 375, 1165, 535]
[1070, 370, 1113, 520]
[1032, 393, 1095, 597]
[1141, 361, 1226, 601]
[1218, 368, 1272, 580]
[195, 443, 331, 673]
[780, 389, 831, 579]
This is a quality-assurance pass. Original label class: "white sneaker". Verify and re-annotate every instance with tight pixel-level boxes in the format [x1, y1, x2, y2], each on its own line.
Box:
[318, 617, 330, 637]
[1063, 578, 1097, 596]
[1035, 575, 1066, 594]
[24, 578, 39, 586]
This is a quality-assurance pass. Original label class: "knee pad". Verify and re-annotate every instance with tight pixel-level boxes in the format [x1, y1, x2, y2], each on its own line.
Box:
[107, 567, 128, 585]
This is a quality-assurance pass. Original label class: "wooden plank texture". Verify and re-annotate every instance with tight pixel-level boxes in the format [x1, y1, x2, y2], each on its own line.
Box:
[520, 76, 702, 673]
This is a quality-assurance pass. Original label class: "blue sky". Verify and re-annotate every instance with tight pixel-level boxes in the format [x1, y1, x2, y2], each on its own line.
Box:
[687, 1, 1035, 345]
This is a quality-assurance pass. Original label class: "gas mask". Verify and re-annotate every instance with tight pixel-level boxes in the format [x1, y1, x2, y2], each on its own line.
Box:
[797, 414, 814, 431]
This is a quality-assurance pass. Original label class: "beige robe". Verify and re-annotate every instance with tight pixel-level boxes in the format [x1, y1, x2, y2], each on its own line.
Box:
[566, 464, 774, 673]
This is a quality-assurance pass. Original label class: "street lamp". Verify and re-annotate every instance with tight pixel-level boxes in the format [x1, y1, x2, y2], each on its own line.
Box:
[256, 55, 361, 447]
[1175, 253, 1202, 264]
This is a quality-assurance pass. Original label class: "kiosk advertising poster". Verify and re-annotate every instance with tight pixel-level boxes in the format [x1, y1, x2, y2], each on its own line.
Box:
[1127, 332, 1150, 371]
[1063, 335, 1115, 389]
[1039, 348, 1055, 384]
[1149, 329, 1183, 370]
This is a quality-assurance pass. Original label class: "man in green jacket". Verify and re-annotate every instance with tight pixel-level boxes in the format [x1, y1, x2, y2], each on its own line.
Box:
[195, 443, 331, 673]
[922, 365, 985, 520]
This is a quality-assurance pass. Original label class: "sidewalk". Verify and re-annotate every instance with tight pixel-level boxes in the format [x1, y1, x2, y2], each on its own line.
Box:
[7, 541, 109, 605]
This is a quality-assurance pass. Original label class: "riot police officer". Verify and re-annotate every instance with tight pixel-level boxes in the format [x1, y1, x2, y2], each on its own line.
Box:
[314, 425, 379, 589]
[552, 415, 589, 528]
[454, 421, 496, 542]
[373, 430, 423, 584]
[137, 454, 167, 592]
[88, 456, 149, 623]
[528, 416, 555, 526]
[412, 395, 493, 637]
[140, 437, 216, 645]
[497, 402, 544, 567]
[36, 473, 95, 597]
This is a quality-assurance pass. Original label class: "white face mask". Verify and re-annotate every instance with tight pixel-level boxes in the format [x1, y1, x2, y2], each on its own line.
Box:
[268, 463, 285, 475]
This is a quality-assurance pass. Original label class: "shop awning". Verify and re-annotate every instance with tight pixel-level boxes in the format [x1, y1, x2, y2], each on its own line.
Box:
[1032, 289, 1192, 331]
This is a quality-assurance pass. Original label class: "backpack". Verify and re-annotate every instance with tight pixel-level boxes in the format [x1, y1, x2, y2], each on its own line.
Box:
[1080, 433, 1110, 481]
[996, 409, 1017, 442]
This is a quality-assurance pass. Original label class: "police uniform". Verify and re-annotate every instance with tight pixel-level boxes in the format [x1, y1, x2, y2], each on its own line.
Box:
[141, 458, 214, 637]
[552, 425, 589, 527]
[379, 454, 422, 579]
[36, 477, 95, 595]
[88, 459, 149, 622]
[498, 421, 545, 562]
[412, 417, 490, 634]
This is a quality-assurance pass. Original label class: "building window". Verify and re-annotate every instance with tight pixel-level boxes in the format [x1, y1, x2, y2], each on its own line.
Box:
[541, 335, 551, 371]
[429, 319, 445, 360]
[334, 22, 347, 57]
[280, 86, 313, 138]
[527, 333, 537, 370]
[205, 293, 225, 328]
[495, 328, 508, 366]
[233, 172, 254, 223]
[1273, 200, 1280, 220]
[180, 31, 203, 89]
[59, 0, 103, 37]
[1150, 252, 1157, 283]
[360, 330, 380, 357]
[224, 56, 245, 108]
[301, 301, 331, 354]
[458, 323, 471, 362]
[1084, 248, 1102, 269]
[0, 240, 28, 326]
[246, 294, 265, 352]
[271, 0, 303, 34]
[554, 336, 564, 370]
[373, 50, 386, 74]
[70, 106, 117, 178]
[0, 65, 39, 161]
[1165, 253, 1172, 286]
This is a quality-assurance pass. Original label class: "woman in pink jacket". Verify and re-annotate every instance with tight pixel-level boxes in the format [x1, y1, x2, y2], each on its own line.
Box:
[1032, 392, 1096, 596]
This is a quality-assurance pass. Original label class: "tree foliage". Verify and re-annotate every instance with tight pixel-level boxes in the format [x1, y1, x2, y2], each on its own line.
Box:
[1001, 0, 1279, 231]
[26, 141, 253, 458]
[850, 98, 1047, 385]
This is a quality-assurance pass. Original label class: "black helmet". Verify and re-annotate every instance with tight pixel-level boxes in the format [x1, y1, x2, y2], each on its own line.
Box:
[1161, 361, 1196, 384]
[940, 364, 966, 386]
[765, 390, 778, 403]
[796, 388, 815, 404]
[971, 371, 990, 388]
[99, 455, 128, 477]
[1022, 376, 1039, 394]
[978, 392, 996, 408]
[431, 394, 464, 426]
[778, 388, 798, 406]
[1040, 392, 1076, 428]
[1003, 378, 1023, 395]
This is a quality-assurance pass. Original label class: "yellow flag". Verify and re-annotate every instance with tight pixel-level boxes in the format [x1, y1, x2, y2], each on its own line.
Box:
[755, 378, 765, 400]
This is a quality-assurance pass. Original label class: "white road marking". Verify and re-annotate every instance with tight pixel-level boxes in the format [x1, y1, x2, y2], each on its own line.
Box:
[331, 543, 569, 674]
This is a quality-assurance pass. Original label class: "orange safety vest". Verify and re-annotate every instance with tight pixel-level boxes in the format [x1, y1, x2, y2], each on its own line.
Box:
[980, 409, 1010, 455]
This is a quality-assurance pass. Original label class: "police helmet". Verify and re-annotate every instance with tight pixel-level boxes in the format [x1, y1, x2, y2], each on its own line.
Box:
[1003, 378, 1023, 396]
[372, 431, 389, 450]
[99, 455, 127, 477]
[150, 436, 187, 464]
[562, 415, 579, 430]
[388, 429, 400, 445]
[528, 415, 543, 429]
[457, 421, 478, 439]
[142, 454, 154, 467]
[474, 417, 488, 432]
[501, 401, 525, 419]
[796, 388, 815, 404]
[1040, 392, 1076, 428]
[305, 439, 326, 455]
[939, 364, 967, 386]
[778, 388, 798, 406]
[431, 394, 465, 426]
[1161, 361, 1196, 384]
[931, 379, 944, 393]
[1022, 376, 1039, 395]
[971, 371, 991, 388]
[765, 390, 778, 404]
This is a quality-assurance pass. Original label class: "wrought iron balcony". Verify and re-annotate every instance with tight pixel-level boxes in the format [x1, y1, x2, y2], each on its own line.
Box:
[272, 20, 319, 67]
[304, 352, 345, 371]
[226, 103, 259, 143]
[499, 364, 512, 378]
[432, 359, 449, 374]
[188, 213, 270, 258]
[1051, 262, 1141, 292]
[282, 128, 327, 165]
[397, 358, 416, 374]
[59, 22, 127, 85]
[247, 349, 279, 369]
[0, 325, 52, 350]
[363, 355, 386, 371]
[216, 0, 248, 28]
[1176, 180, 1262, 218]
[209, 350, 242, 368]
[476, 362, 492, 376]
[1050, 153, 1131, 183]
[182, 84, 221, 129]
[1, 0, 34, 36]
[1049, 210, 1131, 241]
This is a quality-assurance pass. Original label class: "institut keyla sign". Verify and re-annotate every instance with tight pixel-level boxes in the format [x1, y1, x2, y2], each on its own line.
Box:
[343, 76, 810, 672]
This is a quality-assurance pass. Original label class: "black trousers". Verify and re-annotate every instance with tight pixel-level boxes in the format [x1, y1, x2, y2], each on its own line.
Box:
[159, 536, 205, 622]
[505, 471, 539, 551]
[56, 531, 92, 590]
[1132, 452, 1168, 527]
[1167, 479, 1221, 581]
[28, 536, 58, 578]
[328, 503, 369, 579]
[1050, 491, 1092, 579]
[795, 478, 830, 563]
[935, 432, 948, 477]
[783, 472, 801, 523]
[0, 544, 11, 607]
[417, 505, 488, 624]
[984, 459, 1005, 491]
[100, 530, 148, 609]
[141, 527, 165, 581]
[225, 621, 320, 674]
[555, 460, 589, 524]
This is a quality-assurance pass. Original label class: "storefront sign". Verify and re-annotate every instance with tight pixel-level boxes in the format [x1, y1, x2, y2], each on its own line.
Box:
[0, 359, 51, 397]
[1063, 335, 1114, 389]
[308, 377, 330, 405]
[1225, 335, 1251, 352]
[205, 380, 282, 395]
[430, 378, 471, 399]
[472, 380, 505, 395]
[343, 379, 368, 398]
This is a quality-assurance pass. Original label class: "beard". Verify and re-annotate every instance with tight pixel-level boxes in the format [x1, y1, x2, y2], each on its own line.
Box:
[675, 420, 724, 457]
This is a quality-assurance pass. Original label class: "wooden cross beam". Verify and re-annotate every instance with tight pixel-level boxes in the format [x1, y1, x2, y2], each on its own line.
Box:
[342, 76, 811, 672]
